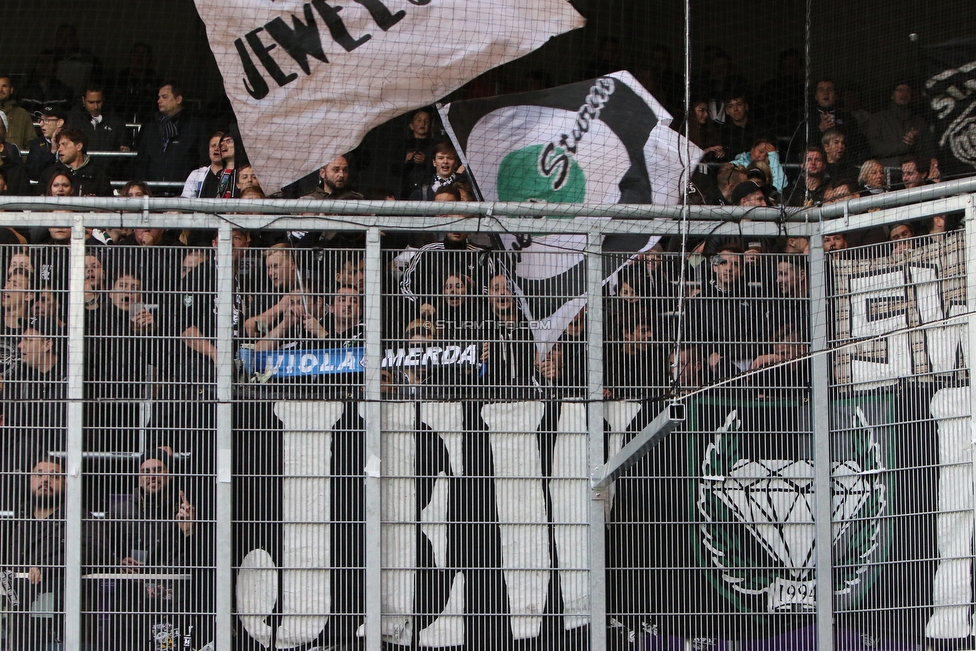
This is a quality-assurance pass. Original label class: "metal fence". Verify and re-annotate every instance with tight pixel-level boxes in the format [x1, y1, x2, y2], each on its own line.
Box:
[0, 183, 974, 651]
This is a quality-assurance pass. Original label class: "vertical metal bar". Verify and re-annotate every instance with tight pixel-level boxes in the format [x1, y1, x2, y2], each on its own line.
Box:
[64, 219, 86, 648]
[682, 0, 692, 185]
[364, 227, 383, 651]
[683, 0, 691, 121]
[804, 0, 811, 163]
[808, 231, 834, 650]
[215, 223, 235, 651]
[964, 196, 976, 548]
[586, 230, 607, 651]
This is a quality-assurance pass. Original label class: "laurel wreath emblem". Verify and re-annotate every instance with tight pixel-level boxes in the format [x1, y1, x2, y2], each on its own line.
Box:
[696, 407, 888, 613]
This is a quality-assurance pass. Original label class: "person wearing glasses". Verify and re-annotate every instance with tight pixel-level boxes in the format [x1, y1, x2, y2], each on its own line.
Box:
[181, 131, 236, 198]
[26, 105, 66, 181]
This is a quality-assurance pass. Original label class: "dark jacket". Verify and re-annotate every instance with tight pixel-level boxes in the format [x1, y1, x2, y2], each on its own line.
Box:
[26, 138, 56, 181]
[409, 171, 471, 201]
[867, 103, 933, 167]
[66, 108, 129, 152]
[689, 276, 768, 366]
[0, 361, 67, 510]
[103, 483, 203, 644]
[40, 156, 114, 197]
[0, 142, 31, 195]
[805, 103, 867, 161]
[104, 486, 198, 571]
[1, 503, 99, 646]
[134, 109, 208, 189]
[396, 135, 434, 198]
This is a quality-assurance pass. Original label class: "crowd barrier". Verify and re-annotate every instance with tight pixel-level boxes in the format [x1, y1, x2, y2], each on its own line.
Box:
[0, 188, 973, 650]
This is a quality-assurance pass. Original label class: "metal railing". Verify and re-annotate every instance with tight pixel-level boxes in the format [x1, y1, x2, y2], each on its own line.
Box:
[0, 183, 973, 651]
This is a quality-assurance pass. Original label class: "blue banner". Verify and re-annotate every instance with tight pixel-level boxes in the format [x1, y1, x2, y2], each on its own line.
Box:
[239, 346, 365, 378]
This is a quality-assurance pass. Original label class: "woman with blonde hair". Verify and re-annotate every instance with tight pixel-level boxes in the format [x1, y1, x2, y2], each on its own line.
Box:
[858, 159, 887, 195]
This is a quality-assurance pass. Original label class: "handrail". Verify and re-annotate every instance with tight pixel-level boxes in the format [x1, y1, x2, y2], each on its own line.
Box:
[2, 175, 973, 222]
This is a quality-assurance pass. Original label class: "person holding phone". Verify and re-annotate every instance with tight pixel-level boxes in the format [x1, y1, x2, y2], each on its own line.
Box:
[104, 448, 202, 651]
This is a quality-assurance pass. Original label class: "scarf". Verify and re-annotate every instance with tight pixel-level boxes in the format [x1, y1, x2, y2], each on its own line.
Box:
[158, 112, 180, 152]
[430, 172, 457, 194]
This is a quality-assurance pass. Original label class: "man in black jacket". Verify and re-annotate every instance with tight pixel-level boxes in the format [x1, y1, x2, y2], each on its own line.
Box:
[26, 105, 65, 181]
[0, 318, 66, 512]
[134, 82, 207, 194]
[105, 448, 203, 651]
[40, 126, 113, 196]
[66, 85, 129, 154]
[804, 78, 866, 162]
[1, 459, 99, 650]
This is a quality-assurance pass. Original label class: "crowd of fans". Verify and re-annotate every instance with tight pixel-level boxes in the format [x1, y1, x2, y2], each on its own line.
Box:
[0, 33, 969, 651]
[0, 35, 960, 209]
[0, 212, 959, 648]
[680, 73, 947, 208]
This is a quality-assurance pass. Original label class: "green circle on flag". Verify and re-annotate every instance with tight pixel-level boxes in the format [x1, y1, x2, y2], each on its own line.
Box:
[497, 144, 585, 203]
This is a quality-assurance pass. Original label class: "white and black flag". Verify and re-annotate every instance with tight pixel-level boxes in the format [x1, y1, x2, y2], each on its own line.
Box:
[439, 71, 700, 355]
[192, 0, 584, 192]
[924, 36, 976, 177]
[440, 70, 699, 205]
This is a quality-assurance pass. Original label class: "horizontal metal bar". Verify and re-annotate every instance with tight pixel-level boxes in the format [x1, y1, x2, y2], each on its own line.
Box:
[0, 175, 969, 228]
[28, 179, 185, 189]
[815, 176, 976, 220]
[0, 206, 809, 236]
[591, 402, 684, 493]
[819, 193, 973, 234]
[31, 122, 143, 131]
[109, 181, 186, 188]
[88, 150, 138, 158]
[0, 195, 790, 220]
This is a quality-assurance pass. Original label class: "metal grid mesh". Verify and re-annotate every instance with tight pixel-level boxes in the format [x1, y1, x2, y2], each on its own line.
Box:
[826, 223, 971, 645]
[0, 195, 972, 650]
[79, 243, 216, 651]
[1, 244, 70, 649]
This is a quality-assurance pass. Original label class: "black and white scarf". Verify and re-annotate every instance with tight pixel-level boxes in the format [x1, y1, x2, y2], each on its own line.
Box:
[430, 172, 457, 194]
[158, 112, 181, 152]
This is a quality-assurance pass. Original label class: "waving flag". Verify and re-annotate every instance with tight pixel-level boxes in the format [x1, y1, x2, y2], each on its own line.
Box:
[440, 70, 699, 205]
[439, 71, 701, 355]
[192, 0, 584, 192]
[924, 36, 976, 178]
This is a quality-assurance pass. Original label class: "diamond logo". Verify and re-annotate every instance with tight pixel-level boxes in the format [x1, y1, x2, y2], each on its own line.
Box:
[696, 406, 888, 613]
[711, 459, 816, 576]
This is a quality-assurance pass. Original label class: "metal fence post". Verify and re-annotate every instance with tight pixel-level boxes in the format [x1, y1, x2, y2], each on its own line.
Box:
[965, 196, 976, 567]
[215, 223, 235, 650]
[808, 231, 834, 650]
[64, 219, 87, 648]
[364, 227, 383, 651]
[586, 230, 607, 651]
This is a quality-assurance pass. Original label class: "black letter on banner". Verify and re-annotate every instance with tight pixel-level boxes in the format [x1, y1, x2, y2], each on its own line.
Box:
[245, 28, 299, 88]
[265, 4, 330, 75]
[353, 0, 406, 30]
[235, 38, 270, 100]
[539, 142, 570, 190]
[407, 0, 431, 4]
[311, 0, 371, 52]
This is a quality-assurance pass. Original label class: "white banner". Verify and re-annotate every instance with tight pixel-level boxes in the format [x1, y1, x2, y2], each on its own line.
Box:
[192, 0, 585, 191]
